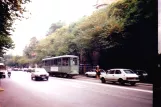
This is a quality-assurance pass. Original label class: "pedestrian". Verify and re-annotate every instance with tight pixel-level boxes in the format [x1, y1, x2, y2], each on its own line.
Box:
[7, 69, 11, 78]
[96, 65, 100, 79]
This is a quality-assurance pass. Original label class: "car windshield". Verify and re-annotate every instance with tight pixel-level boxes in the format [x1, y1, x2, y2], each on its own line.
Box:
[100, 69, 105, 72]
[123, 70, 135, 74]
[35, 68, 46, 72]
[137, 70, 147, 74]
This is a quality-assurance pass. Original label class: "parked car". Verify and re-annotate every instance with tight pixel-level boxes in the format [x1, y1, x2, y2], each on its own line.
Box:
[100, 69, 139, 85]
[0, 63, 7, 78]
[28, 68, 34, 73]
[31, 68, 49, 81]
[85, 69, 106, 77]
[23, 68, 29, 72]
[13, 68, 19, 71]
[133, 70, 148, 81]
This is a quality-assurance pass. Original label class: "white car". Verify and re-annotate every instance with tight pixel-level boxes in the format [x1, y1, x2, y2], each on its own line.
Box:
[23, 68, 29, 71]
[100, 69, 139, 85]
[31, 68, 49, 81]
[85, 69, 106, 77]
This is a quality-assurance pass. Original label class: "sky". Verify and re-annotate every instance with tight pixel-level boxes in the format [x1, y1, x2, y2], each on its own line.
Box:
[7, 0, 98, 56]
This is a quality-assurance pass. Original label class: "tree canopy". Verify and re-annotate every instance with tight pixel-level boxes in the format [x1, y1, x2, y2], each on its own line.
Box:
[18, 0, 155, 69]
[0, 0, 31, 56]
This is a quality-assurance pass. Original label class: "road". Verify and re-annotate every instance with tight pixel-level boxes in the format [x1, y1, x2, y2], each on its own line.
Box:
[0, 71, 152, 107]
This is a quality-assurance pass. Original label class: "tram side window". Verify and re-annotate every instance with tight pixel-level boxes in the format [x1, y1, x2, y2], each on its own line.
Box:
[58, 59, 61, 66]
[62, 58, 69, 66]
[54, 59, 61, 66]
[45, 61, 48, 66]
[51, 59, 54, 66]
[46, 60, 51, 66]
[72, 58, 78, 65]
[54, 59, 58, 65]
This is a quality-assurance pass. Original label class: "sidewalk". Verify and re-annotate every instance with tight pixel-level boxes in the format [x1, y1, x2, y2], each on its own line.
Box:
[137, 83, 153, 86]
[0, 78, 4, 92]
[0, 87, 4, 92]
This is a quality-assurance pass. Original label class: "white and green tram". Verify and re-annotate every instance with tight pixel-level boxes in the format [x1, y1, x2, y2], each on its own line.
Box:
[42, 55, 79, 78]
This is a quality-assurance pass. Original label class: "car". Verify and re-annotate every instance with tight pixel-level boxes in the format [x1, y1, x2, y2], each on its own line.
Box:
[133, 70, 148, 81]
[31, 68, 49, 81]
[0, 63, 7, 78]
[13, 68, 19, 71]
[85, 69, 106, 77]
[28, 68, 34, 73]
[23, 68, 29, 72]
[100, 68, 139, 85]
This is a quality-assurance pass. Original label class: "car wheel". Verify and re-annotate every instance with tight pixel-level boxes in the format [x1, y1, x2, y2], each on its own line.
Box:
[118, 79, 124, 85]
[101, 78, 106, 83]
[46, 77, 48, 81]
[86, 74, 89, 77]
[130, 82, 136, 86]
[31, 77, 33, 80]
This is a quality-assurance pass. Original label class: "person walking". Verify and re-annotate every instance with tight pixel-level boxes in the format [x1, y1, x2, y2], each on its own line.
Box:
[7, 68, 11, 78]
[96, 65, 100, 79]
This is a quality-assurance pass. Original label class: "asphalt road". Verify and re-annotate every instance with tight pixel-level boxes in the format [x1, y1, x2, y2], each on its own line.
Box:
[0, 71, 153, 107]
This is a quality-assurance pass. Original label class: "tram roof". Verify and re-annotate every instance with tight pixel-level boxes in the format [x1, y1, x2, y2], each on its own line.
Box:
[42, 55, 78, 61]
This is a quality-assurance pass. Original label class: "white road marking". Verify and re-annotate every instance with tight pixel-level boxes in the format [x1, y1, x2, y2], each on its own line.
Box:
[11, 72, 153, 93]
[52, 77, 152, 93]
[71, 80, 153, 93]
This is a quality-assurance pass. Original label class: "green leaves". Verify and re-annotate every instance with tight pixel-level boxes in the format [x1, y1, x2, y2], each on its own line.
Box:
[22, 0, 153, 64]
[0, 0, 31, 56]
[0, 35, 14, 56]
[23, 37, 38, 58]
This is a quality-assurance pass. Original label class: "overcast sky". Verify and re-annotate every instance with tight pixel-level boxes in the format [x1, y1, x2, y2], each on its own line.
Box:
[7, 0, 97, 56]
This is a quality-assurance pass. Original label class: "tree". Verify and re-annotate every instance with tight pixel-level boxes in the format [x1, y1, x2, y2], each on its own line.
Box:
[23, 37, 38, 58]
[21, 0, 155, 73]
[46, 21, 65, 36]
[0, 0, 31, 56]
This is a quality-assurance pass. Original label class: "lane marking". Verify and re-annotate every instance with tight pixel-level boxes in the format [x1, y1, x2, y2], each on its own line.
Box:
[12, 72, 153, 93]
[72, 80, 153, 93]
[52, 77, 153, 93]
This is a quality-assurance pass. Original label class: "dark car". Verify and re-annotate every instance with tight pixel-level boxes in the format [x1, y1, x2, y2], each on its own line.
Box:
[133, 70, 148, 82]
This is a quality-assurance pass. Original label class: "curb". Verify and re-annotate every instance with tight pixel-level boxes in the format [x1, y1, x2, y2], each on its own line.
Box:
[137, 83, 153, 86]
[0, 87, 4, 92]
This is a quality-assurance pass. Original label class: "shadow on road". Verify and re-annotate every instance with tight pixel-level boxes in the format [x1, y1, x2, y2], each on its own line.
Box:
[104, 82, 139, 87]
[31, 79, 48, 82]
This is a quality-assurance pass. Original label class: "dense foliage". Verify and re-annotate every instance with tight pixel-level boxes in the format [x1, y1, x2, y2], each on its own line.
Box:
[0, 0, 31, 56]
[32, 0, 155, 63]
[8, 0, 155, 76]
